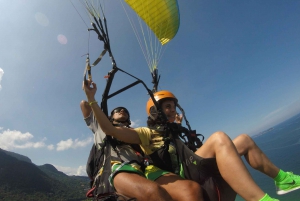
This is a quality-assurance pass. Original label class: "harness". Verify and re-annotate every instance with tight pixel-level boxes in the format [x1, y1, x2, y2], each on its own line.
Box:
[86, 124, 148, 200]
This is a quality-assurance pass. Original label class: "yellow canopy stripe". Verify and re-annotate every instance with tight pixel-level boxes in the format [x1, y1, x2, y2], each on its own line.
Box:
[125, 0, 180, 45]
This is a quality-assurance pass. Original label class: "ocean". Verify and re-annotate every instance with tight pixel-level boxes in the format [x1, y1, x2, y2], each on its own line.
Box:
[235, 113, 300, 201]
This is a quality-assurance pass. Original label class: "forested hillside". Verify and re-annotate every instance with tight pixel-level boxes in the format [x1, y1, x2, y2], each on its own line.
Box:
[0, 149, 90, 201]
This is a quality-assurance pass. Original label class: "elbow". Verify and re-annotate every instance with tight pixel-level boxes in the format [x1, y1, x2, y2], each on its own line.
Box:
[80, 100, 88, 107]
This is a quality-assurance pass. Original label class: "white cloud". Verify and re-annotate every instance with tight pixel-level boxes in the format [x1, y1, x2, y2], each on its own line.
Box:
[262, 107, 284, 121]
[0, 129, 46, 150]
[54, 164, 87, 176]
[249, 99, 300, 135]
[56, 139, 73, 151]
[73, 137, 93, 148]
[76, 165, 87, 176]
[0, 127, 93, 151]
[56, 137, 93, 151]
[47, 144, 54, 150]
[32, 141, 46, 148]
[131, 119, 140, 127]
[0, 68, 4, 90]
[264, 99, 300, 125]
[0, 129, 68, 151]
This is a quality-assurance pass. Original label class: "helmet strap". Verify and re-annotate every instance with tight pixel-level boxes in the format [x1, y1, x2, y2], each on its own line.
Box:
[112, 122, 130, 128]
[112, 118, 129, 124]
[149, 105, 158, 120]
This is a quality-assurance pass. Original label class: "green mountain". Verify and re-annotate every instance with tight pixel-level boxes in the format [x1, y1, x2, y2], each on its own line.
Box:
[0, 149, 90, 201]
[1, 148, 32, 163]
[38, 163, 91, 198]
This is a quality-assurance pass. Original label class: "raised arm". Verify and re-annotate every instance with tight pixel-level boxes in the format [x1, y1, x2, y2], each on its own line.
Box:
[82, 80, 141, 144]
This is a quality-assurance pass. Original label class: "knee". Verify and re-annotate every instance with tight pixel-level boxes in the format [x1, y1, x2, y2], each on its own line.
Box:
[180, 180, 203, 200]
[143, 184, 170, 200]
[188, 181, 202, 196]
[240, 133, 252, 141]
[210, 131, 232, 147]
[237, 133, 255, 147]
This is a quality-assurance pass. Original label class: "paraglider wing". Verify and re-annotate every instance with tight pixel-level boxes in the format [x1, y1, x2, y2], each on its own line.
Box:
[125, 0, 180, 45]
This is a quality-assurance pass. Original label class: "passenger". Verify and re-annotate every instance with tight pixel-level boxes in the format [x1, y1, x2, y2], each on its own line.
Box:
[147, 90, 300, 200]
[82, 79, 284, 201]
[80, 99, 203, 201]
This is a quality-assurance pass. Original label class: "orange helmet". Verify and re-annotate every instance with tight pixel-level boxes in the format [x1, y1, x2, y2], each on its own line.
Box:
[146, 90, 178, 117]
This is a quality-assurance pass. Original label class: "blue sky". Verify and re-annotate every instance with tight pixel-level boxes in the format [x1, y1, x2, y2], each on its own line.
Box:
[0, 0, 300, 176]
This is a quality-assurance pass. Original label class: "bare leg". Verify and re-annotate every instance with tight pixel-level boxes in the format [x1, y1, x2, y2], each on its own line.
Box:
[114, 172, 173, 201]
[233, 134, 279, 178]
[155, 173, 203, 201]
[195, 131, 265, 201]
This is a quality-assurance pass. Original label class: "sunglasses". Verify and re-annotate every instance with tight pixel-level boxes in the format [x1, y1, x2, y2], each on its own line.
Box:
[112, 107, 129, 115]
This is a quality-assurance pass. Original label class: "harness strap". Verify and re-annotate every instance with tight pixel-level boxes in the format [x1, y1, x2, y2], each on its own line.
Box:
[134, 150, 149, 168]
[91, 48, 108, 67]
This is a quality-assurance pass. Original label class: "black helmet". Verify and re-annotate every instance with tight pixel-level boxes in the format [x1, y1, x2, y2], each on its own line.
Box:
[110, 107, 131, 125]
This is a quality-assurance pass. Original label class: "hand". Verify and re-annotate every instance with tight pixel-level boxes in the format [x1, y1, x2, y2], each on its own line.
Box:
[175, 113, 183, 124]
[82, 80, 97, 102]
